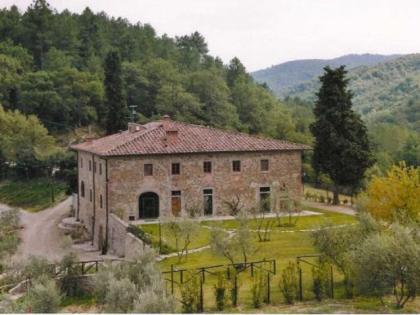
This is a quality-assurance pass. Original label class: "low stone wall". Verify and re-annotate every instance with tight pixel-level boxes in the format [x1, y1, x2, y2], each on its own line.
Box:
[108, 213, 145, 258]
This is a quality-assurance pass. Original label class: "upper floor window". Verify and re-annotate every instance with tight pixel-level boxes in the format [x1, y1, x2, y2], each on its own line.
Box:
[89, 189, 93, 202]
[99, 163, 102, 175]
[203, 161, 212, 173]
[88, 160, 92, 171]
[100, 194, 103, 208]
[80, 181, 85, 198]
[144, 164, 153, 176]
[261, 159, 269, 172]
[171, 163, 180, 175]
[232, 160, 241, 172]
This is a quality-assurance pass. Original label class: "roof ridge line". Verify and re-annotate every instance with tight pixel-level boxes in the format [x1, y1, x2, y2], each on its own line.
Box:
[166, 120, 302, 146]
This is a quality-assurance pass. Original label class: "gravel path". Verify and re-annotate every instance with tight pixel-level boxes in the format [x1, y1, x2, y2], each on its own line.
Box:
[0, 198, 73, 263]
[302, 200, 357, 216]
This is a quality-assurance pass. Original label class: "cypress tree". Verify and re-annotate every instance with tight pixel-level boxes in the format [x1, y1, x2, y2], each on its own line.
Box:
[104, 51, 128, 134]
[310, 66, 374, 204]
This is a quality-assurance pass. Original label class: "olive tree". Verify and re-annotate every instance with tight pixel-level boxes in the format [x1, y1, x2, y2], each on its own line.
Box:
[350, 224, 420, 308]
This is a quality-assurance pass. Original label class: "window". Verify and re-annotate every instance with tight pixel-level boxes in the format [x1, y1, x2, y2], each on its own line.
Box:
[89, 189, 93, 202]
[89, 160, 92, 171]
[260, 187, 271, 213]
[203, 161, 212, 173]
[144, 164, 153, 176]
[261, 159, 269, 172]
[80, 181, 85, 198]
[171, 163, 180, 175]
[203, 189, 213, 215]
[99, 163, 102, 175]
[171, 191, 181, 216]
[232, 160, 241, 172]
[80, 158, 83, 169]
[100, 194, 103, 208]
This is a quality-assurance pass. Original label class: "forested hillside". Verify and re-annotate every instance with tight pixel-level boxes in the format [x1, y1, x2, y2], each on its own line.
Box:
[285, 55, 420, 130]
[0, 0, 309, 144]
[252, 54, 401, 98]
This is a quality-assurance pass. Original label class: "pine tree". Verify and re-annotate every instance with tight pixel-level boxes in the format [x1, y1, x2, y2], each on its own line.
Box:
[104, 51, 128, 134]
[310, 66, 374, 204]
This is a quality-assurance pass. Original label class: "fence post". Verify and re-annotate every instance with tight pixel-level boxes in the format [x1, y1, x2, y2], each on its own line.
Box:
[180, 270, 184, 284]
[199, 276, 204, 312]
[81, 262, 85, 275]
[251, 263, 254, 277]
[95, 261, 98, 272]
[233, 274, 238, 307]
[298, 261, 303, 301]
[201, 268, 205, 283]
[227, 266, 231, 280]
[330, 265, 334, 299]
[267, 272, 271, 304]
[273, 260, 276, 275]
[170, 264, 174, 294]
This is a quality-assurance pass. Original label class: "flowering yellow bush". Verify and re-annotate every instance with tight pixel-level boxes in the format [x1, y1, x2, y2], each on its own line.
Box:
[363, 163, 420, 223]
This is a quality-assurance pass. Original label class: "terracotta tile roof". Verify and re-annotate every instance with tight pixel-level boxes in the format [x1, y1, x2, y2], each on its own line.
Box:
[70, 119, 310, 157]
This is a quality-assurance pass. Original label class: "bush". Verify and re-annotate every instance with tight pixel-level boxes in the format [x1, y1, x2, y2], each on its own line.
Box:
[25, 276, 62, 313]
[59, 252, 83, 297]
[180, 272, 201, 313]
[214, 272, 226, 311]
[134, 286, 176, 313]
[227, 269, 240, 307]
[311, 261, 331, 302]
[104, 277, 137, 313]
[250, 270, 266, 308]
[22, 256, 54, 280]
[127, 225, 152, 245]
[279, 262, 298, 304]
[94, 265, 115, 305]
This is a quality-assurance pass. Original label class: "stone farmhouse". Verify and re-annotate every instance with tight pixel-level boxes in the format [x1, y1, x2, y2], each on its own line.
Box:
[71, 115, 309, 252]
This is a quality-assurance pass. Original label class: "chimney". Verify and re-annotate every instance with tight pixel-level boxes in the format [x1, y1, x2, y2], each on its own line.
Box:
[128, 122, 145, 133]
[161, 114, 178, 146]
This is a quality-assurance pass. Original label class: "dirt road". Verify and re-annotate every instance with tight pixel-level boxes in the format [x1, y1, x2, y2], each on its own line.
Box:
[1, 197, 73, 262]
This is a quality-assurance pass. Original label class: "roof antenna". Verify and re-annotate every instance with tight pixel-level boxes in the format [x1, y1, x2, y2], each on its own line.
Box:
[128, 105, 138, 122]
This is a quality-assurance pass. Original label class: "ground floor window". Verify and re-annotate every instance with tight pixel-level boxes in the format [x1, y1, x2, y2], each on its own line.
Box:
[203, 189, 213, 215]
[171, 190, 181, 216]
[260, 187, 271, 212]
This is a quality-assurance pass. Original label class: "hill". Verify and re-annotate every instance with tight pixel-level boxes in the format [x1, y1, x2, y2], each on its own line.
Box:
[252, 54, 402, 98]
[285, 54, 420, 131]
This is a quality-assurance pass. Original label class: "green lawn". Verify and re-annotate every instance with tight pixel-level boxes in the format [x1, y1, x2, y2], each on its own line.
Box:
[149, 210, 358, 311]
[0, 179, 68, 212]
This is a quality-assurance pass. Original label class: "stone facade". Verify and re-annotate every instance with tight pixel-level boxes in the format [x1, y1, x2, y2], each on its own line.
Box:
[76, 149, 303, 251]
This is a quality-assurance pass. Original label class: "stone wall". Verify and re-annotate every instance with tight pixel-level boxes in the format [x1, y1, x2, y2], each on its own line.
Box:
[108, 213, 144, 258]
[107, 150, 302, 220]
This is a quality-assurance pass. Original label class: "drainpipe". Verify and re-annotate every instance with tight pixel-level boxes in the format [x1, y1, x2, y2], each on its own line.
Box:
[105, 158, 109, 254]
[76, 151, 80, 221]
[92, 154, 96, 246]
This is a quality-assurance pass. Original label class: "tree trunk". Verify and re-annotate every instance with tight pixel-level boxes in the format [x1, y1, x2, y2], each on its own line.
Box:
[333, 185, 340, 205]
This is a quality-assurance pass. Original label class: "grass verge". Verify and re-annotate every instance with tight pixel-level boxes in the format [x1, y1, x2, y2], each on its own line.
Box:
[0, 178, 68, 212]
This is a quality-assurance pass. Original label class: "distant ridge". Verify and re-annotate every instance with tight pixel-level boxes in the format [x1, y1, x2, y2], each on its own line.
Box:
[251, 54, 402, 98]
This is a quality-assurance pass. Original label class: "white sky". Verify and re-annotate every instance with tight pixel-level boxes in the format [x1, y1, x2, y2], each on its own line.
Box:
[3, 0, 420, 71]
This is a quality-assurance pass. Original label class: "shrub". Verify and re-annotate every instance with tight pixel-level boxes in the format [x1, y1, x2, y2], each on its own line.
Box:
[134, 286, 176, 313]
[104, 277, 137, 313]
[22, 256, 54, 280]
[180, 272, 201, 313]
[94, 265, 115, 305]
[250, 270, 266, 308]
[127, 225, 153, 245]
[227, 269, 240, 307]
[59, 252, 83, 297]
[279, 262, 298, 304]
[311, 261, 331, 302]
[25, 276, 62, 313]
[214, 272, 227, 311]
[319, 195, 325, 203]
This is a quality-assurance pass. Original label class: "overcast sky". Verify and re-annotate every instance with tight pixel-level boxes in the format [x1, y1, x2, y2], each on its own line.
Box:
[3, 0, 420, 71]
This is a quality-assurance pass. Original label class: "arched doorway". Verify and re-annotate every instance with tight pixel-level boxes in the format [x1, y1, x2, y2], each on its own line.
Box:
[139, 192, 159, 219]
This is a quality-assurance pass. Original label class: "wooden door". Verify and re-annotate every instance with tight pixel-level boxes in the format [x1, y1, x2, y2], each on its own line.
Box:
[171, 196, 181, 216]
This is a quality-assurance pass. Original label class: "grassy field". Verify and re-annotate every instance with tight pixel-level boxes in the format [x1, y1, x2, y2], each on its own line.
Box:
[0, 178, 68, 212]
[135, 209, 359, 312]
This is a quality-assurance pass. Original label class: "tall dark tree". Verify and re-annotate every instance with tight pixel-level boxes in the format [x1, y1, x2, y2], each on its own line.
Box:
[104, 51, 127, 134]
[21, 0, 53, 69]
[310, 66, 374, 204]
